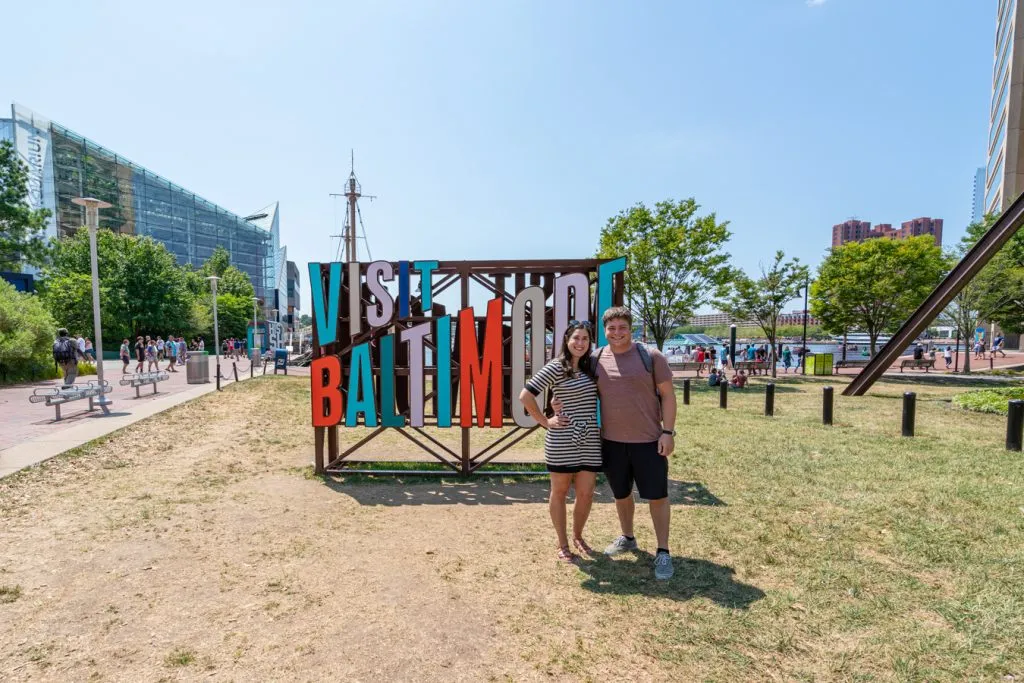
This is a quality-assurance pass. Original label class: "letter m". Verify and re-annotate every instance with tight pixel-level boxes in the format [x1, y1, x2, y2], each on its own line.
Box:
[459, 297, 504, 428]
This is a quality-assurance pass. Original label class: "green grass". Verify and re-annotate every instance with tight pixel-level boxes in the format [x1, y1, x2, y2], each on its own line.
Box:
[164, 648, 196, 667]
[953, 385, 1024, 414]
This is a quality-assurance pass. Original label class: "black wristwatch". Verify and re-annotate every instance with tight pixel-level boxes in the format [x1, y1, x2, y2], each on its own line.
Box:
[661, 429, 675, 436]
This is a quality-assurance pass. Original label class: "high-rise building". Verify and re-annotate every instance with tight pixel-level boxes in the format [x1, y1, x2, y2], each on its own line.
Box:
[286, 260, 300, 328]
[0, 103, 287, 323]
[984, 0, 1021, 214]
[832, 218, 942, 248]
[973, 166, 986, 223]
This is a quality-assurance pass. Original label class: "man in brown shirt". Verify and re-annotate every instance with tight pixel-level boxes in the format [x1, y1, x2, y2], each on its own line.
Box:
[595, 307, 677, 580]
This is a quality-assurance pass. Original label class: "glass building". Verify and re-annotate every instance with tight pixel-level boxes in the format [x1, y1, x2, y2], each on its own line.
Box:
[1, 103, 286, 321]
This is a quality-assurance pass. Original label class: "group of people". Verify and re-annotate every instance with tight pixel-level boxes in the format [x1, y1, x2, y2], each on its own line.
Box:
[707, 367, 749, 388]
[672, 343, 803, 374]
[121, 335, 199, 374]
[518, 307, 678, 579]
[222, 338, 248, 360]
[973, 334, 1006, 360]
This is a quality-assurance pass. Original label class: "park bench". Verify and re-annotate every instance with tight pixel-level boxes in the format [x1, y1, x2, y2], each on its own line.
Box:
[28, 380, 112, 421]
[735, 361, 770, 374]
[834, 359, 871, 371]
[120, 371, 170, 397]
[668, 361, 710, 376]
[900, 358, 935, 372]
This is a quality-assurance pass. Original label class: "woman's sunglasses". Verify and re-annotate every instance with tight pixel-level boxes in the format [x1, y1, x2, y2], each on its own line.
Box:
[567, 320, 593, 331]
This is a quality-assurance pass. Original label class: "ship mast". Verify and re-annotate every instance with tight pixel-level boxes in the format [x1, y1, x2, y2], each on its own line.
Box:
[330, 150, 374, 263]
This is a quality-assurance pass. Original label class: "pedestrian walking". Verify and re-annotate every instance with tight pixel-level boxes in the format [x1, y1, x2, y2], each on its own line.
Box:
[52, 328, 80, 388]
[120, 339, 130, 373]
[943, 345, 953, 369]
[166, 334, 178, 372]
[134, 336, 145, 373]
[146, 337, 158, 372]
[83, 338, 95, 362]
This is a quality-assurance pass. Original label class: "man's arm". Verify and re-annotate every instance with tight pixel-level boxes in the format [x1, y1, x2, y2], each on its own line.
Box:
[657, 378, 676, 456]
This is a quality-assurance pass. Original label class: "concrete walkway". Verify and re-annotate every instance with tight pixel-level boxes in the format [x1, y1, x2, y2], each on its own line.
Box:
[0, 356, 307, 479]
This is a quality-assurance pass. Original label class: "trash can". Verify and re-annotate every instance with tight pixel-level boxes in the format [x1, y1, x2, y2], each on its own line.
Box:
[274, 348, 288, 375]
[804, 352, 834, 376]
[186, 353, 209, 384]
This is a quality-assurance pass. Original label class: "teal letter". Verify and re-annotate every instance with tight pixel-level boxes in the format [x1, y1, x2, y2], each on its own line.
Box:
[413, 260, 440, 310]
[596, 257, 627, 346]
[380, 334, 405, 427]
[345, 342, 378, 426]
[435, 315, 452, 427]
[308, 262, 343, 346]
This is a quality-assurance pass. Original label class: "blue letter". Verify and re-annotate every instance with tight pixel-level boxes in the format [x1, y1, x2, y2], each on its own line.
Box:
[308, 262, 343, 346]
[398, 260, 410, 318]
[413, 260, 439, 310]
[380, 335, 405, 427]
[596, 257, 627, 346]
[345, 342, 378, 427]
[435, 315, 452, 427]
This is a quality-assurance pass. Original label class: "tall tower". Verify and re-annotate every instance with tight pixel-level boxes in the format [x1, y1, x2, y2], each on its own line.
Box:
[984, 0, 1023, 214]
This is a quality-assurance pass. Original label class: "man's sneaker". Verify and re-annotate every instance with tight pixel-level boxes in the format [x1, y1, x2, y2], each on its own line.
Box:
[654, 551, 674, 580]
[603, 535, 639, 556]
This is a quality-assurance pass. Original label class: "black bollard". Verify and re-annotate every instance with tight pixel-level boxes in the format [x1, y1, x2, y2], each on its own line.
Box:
[902, 392, 916, 437]
[683, 379, 690, 405]
[233, 363, 239, 382]
[1007, 400, 1024, 451]
[719, 380, 728, 409]
[822, 386, 833, 425]
[765, 382, 775, 417]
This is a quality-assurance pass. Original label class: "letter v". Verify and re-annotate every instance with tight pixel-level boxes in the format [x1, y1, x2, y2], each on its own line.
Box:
[308, 262, 342, 346]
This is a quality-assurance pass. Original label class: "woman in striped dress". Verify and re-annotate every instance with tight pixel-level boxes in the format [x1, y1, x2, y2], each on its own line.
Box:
[519, 321, 601, 563]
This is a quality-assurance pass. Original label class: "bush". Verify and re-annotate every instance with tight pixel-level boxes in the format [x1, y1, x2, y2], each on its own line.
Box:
[952, 386, 1024, 414]
[77, 361, 96, 376]
[0, 279, 57, 383]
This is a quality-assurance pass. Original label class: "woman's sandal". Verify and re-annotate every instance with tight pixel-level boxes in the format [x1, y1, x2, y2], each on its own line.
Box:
[556, 546, 576, 563]
[573, 537, 595, 556]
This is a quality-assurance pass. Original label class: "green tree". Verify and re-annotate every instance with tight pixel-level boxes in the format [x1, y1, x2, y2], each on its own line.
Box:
[186, 246, 256, 300]
[597, 198, 732, 350]
[299, 313, 313, 328]
[41, 230, 192, 345]
[811, 236, 947, 356]
[0, 279, 56, 381]
[214, 293, 254, 341]
[0, 139, 52, 271]
[941, 214, 1021, 374]
[717, 251, 808, 377]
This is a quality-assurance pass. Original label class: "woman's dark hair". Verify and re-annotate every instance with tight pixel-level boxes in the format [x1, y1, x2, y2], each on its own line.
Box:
[558, 322, 594, 378]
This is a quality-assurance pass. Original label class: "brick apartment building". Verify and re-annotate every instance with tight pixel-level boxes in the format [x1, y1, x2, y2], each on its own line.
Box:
[831, 217, 942, 248]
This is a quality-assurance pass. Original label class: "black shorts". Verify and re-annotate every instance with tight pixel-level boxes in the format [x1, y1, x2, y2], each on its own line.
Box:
[602, 439, 668, 500]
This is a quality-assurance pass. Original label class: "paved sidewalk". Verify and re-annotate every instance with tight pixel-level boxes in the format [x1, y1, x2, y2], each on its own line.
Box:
[0, 355, 307, 479]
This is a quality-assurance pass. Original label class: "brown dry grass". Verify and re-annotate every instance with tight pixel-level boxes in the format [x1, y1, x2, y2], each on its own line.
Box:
[0, 374, 1022, 681]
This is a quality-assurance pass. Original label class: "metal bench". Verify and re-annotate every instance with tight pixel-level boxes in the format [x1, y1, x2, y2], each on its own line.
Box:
[119, 371, 170, 397]
[28, 380, 113, 421]
[834, 359, 871, 370]
[668, 361, 710, 376]
[900, 358, 935, 372]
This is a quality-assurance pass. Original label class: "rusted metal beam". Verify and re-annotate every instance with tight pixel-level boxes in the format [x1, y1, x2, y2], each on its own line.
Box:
[845, 190, 1024, 396]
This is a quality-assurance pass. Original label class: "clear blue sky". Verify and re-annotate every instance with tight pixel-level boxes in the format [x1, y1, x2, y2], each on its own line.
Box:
[4, 0, 996, 314]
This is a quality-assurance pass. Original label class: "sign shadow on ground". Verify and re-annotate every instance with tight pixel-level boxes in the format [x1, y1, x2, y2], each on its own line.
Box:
[324, 478, 725, 508]
[576, 551, 765, 609]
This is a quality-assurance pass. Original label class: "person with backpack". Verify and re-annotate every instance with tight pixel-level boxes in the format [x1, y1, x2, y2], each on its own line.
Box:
[518, 321, 601, 563]
[52, 328, 81, 388]
[591, 306, 678, 580]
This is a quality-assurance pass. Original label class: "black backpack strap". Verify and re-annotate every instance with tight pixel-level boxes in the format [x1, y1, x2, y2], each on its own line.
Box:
[589, 346, 605, 377]
[635, 343, 660, 398]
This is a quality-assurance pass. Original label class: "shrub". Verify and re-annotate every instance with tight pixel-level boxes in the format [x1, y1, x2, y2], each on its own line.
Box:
[0, 279, 57, 383]
[952, 386, 1024, 414]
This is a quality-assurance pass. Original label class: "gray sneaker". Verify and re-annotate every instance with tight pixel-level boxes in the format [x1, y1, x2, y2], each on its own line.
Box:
[603, 535, 639, 556]
[654, 551, 674, 580]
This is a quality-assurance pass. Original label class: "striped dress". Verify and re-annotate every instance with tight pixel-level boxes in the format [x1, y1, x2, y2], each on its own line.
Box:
[525, 359, 602, 473]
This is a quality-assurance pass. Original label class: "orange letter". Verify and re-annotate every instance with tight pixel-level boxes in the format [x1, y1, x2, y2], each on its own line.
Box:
[310, 355, 343, 427]
[459, 297, 504, 428]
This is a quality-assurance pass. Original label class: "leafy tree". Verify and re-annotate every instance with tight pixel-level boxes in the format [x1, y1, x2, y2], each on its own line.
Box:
[185, 246, 256, 300]
[299, 313, 313, 328]
[717, 251, 808, 377]
[41, 230, 192, 345]
[811, 236, 947, 356]
[0, 139, 52, 271]
[214, 293, 254, 341]
[597, 198, 732, 350]
[941, 215, 1021, 374]
[0, 280, 56, 381]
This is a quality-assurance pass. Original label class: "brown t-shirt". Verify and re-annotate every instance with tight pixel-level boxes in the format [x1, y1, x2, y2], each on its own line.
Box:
[596, 343, 673, 443]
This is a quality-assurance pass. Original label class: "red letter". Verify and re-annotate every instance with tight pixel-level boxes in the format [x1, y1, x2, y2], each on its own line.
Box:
[311, 355, 343, 427]
[459, 297, 504, 428]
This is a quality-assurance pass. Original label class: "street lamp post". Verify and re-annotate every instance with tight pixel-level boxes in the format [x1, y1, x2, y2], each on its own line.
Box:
[71, 197, 113, 413]
[207, 276, 221, 391]
[801, 274, 810, 375]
